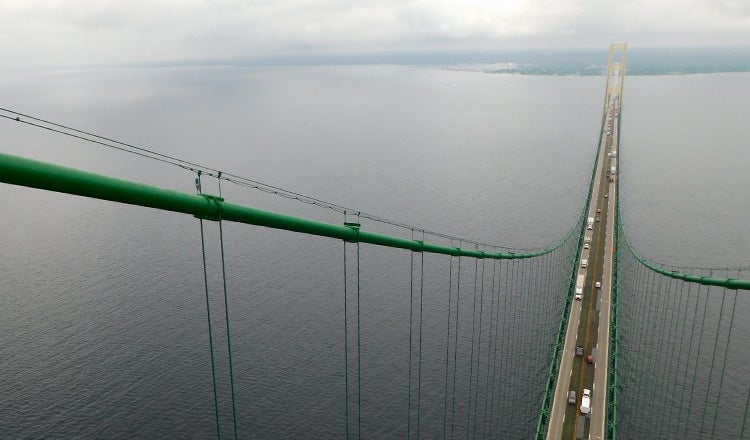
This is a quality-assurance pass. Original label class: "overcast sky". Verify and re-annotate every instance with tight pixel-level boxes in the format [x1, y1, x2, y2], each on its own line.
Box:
[2, 0, 748, 67]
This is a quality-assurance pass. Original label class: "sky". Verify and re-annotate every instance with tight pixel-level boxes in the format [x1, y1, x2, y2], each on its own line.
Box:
[1, 0, 749, 67]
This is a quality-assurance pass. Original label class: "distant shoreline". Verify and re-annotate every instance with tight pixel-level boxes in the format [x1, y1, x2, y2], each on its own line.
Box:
[8, 47, 750, 75]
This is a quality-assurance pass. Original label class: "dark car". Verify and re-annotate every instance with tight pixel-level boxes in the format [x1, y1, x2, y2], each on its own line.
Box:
[587, 355, 594, 364]
[568, 390, 577, 405]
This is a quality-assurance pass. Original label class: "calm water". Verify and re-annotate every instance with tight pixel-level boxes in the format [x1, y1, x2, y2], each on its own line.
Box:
[621, 73, 750, 268]
[0, 65, 748, 438]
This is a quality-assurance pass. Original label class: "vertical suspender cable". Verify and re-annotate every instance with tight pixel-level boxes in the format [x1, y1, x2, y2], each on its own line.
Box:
[498, 257, 513, 436]
[664, 276, 690, 435]
[472, 253, 486, 438]
[356, 220, 362, 440]
[466, 251, 479, 438]
[450, 250, 463, 440]
[520, 255, 529, 414]
[407, 229, 414, 438]
[742, 387, 750, 439]
[676, 281, 698, 432]
[498, 259, 516, 435]
[216, 174, 239, 440]
[700, 272, 726, 437]
[489, 258, 507, 438]
[443, 240, 454, 439]
[666, 278, 687, 425]
[486, 257, 499, 439]
[417, 230, 425, 440]
[634, 269, 657, 422]
[481, 254, 497, 437]
[684, 283, 710, 438]
[654, 276, 676, 428]
[342, 213, 350, 440]
[196, 171, 222, 439]
[711, 285, 738, 438]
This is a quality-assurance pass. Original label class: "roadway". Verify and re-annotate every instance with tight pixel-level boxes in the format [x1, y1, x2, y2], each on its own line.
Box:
[547, 49, 624, 440]
[587, 98, 618, 440]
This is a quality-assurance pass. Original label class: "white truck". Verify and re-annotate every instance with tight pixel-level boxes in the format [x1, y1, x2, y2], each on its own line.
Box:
[581, 388, 591, 414]
[575, 274, 585, 300]
[587, 217, 594, 230]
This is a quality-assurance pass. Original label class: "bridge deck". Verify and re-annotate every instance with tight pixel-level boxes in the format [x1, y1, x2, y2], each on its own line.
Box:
[546, 43, 625, 440]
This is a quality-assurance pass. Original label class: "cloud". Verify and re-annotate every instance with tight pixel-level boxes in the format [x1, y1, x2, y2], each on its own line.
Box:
[0, 0, 748, 67]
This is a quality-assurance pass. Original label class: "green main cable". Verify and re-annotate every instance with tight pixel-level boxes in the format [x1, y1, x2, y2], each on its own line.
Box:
[0, 151, 579, 261]
[617, 209, 750, 290]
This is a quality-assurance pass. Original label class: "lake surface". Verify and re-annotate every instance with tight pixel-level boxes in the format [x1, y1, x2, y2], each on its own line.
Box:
[0, 65, 747, 438]
[620, 73, 750, 268]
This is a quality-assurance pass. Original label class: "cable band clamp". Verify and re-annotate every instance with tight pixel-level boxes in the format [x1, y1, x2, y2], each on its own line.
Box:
[195, 194, 224, 221]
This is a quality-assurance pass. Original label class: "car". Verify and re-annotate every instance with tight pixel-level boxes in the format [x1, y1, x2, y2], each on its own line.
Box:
[604, 194, 608, 198]
[587, 355, 594, 364]
[581, 389, 591, 414]
[584, 243, 590, 249]
[568, 390, 577, 405]
[575, 345, 584, 357]
[596, 208, 602, 213]
[595, 281, 601, 288]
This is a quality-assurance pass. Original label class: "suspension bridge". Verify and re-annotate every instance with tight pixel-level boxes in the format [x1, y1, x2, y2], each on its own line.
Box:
[1, 43, 749, 439]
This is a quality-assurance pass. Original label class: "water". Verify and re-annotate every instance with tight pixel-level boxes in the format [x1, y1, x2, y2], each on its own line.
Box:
[614, 72, 750, 439]
[620, 73, 750, 267]
[0, 64, 748, 438]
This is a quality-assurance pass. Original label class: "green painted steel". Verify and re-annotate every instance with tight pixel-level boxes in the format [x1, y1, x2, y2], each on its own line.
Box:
[0, 151, 568, 260]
